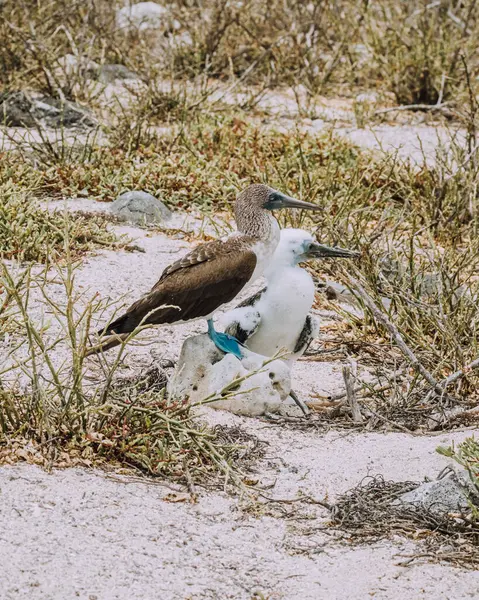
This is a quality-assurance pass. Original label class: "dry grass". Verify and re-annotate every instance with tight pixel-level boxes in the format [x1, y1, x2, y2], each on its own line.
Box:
[2, 0, 479, 107]
[331, 474, 479, 568]
[0, 182, 127, 262]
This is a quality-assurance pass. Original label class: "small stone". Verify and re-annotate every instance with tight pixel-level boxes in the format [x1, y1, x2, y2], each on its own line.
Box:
[320, 280, 357, 305]
[0, 91, 96, 128]
[0, 91, 36, 127]
[325, 285, 338, 301]
[398, 470, 479, 518]
[98, 64, 141, 84]
[110, 191, 172, 226]
[36, 96, 97, 128]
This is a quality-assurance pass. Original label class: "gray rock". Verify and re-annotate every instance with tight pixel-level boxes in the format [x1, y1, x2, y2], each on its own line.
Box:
[0, 91, 35, 127]
[110, 191, 172, 225]
[38, 96, 97, 128]
[168, 333, 292, 416]
[0, 91, 96, 128]
[98, 64, 141, 84]
[398, 469, 478, 518]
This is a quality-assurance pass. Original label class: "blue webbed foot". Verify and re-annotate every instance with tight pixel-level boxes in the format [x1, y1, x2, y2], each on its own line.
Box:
[207, 319, 243, 359]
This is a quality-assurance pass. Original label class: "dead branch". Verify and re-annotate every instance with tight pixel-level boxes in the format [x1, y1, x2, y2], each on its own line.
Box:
[440, 357, 479, 389]
[342, 360, 363, 423]
[348, 276, 444, 396]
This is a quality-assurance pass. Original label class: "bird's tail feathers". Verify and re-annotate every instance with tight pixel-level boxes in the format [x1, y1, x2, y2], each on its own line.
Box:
[97, 313, 130, 337]
[86, 303, 180, 357]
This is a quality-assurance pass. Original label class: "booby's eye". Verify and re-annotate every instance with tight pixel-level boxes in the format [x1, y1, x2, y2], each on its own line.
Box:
[264, 190, 322, 211]
[302, 240, 313, 254]
[264, 192, 285, 210]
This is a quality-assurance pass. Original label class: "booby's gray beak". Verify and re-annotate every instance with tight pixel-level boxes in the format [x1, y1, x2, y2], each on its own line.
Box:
[266, 191, 321, 211]
[306, 243, 359, 259]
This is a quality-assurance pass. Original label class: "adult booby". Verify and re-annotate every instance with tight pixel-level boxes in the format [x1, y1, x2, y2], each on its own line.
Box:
[222, 229, 357, 412]
[87, 185, 321, 356]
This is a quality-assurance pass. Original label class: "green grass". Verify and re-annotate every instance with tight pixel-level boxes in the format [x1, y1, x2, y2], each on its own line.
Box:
[0, 182, 126, 263]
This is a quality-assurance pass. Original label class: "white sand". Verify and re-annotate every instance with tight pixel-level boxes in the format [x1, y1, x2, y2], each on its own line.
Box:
[2, 424, 478, 600]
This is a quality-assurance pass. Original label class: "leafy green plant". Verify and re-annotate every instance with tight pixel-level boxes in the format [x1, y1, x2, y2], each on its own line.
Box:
[438, 438, 479, 493]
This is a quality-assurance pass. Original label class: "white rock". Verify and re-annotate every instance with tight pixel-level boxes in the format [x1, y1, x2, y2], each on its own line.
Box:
[116, 2, 178, 31]
[168, 333, 291, 416]
[397, 468, 479, 518]
[170, 31, 193, 47]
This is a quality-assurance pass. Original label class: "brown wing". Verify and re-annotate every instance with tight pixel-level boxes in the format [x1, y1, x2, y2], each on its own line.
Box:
[100, 242, 257, 337]
[157, 239, 228, 283]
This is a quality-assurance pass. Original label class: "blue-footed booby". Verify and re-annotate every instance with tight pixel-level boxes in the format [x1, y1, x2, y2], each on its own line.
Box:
[87, 185, 321, 356]
[222, 229, 358, 413]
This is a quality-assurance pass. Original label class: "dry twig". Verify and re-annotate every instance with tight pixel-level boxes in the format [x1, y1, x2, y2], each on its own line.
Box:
[342, 360, 363, 423]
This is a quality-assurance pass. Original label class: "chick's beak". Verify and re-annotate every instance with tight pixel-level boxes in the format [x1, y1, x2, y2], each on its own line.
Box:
[306, 243, 359, 259]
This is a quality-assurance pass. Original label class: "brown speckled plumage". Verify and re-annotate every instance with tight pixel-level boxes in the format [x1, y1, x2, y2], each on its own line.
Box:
[99, 237, 257, 338]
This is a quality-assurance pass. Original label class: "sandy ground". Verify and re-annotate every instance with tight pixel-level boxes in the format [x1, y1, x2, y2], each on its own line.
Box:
[1, 207, 478, 599]
[1, 82, 461, 166]
[2, 426, 479, 600]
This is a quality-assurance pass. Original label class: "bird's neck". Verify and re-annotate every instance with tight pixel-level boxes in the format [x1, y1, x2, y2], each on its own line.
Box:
[236, 208, 280, 244]
[265, 260, 300, 280]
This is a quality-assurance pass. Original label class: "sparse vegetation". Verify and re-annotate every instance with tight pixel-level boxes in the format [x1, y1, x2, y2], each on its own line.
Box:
[0, 182, 125, 262]
[0, 257, 258, 486]
[439, 437, 479, 493]
[331, 474, 479, 568]
[2, 0, 479, 107]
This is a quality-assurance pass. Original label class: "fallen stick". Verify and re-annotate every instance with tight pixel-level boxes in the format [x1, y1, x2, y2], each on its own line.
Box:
[329, 367, 409, 402]
[439, 357, 479, 389]
[374, 102, 452, 116]
[342, 360, 363, 424]
[430, 405, 479, 430]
